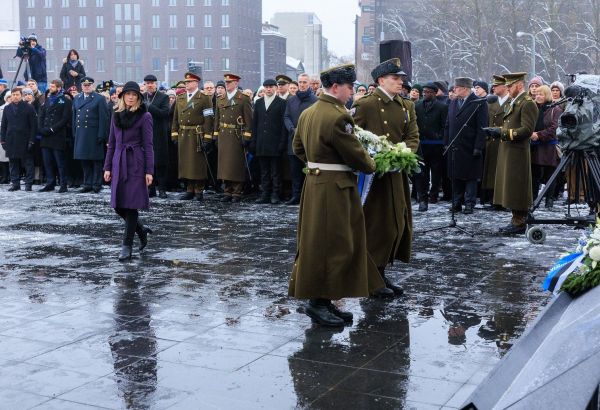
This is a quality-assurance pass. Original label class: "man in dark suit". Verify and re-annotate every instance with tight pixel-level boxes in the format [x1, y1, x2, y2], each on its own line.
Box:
[252, 79, 287, 204]
[143, 74, 171, 199]
[444, 77, 488, 214]
[72, 77, 110, 193]
[38, 79, 72, 193]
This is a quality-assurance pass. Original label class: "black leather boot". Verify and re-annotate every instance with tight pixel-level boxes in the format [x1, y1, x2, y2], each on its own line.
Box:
[305, 299, 344, 327]
[118, 245, 132, 261]
[255, 194, 270, 204]
[327, 302, 353, 323]
[380, 267, 404, 296]
[137, 225, 153, 251]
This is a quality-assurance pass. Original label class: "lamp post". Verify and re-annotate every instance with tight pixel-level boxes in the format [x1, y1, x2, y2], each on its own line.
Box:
[517, 28, 553, 78]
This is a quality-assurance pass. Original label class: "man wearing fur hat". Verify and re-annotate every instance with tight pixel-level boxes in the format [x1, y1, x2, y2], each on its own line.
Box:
[352, 58, 420, 298]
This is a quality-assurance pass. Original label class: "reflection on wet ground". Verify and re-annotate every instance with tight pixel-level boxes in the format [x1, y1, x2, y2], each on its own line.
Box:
[0, 187, 575, 409]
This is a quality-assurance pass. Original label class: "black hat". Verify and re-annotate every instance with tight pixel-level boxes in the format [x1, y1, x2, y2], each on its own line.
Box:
[263, 79, 277, 87]
[216, 80, 226, 88]
[320, 64, 356, 88]
[371, 58, 406, 82]
[473, 80, 489, 93]
[423, 82, 439, 92]
[402, 81, 412, 91]
[433, 80, 448, 93]
[143, 74, 158, 82]
[102, 80, 114, 91]
[81, 76, 95, 85]
[118, 81, 142, 98]
[275, 74, 292, 85]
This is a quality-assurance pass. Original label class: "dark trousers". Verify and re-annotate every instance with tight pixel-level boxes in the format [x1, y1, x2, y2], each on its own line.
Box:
[81, 160, 103, 189]
[289, 155, 305, 198]
[42, 147, 66, 188]
[420, 145, 444, 200]
[452, 178, 477, 207]
[0, 162, 9, 183]
[258, 156, 281, 196]
[9, 156, 34, 187]
[115, 208, 139, 247]
[152, 164, 168, 192]
[532, 164, 557, 201]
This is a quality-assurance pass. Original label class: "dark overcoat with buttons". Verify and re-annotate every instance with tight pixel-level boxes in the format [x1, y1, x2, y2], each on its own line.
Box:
[170, 90, 214, 180]
[39, 92, 72, 151]
[143, 91, 170, 171]
[289, 93, 384, 300]
[482, 95, 511, 189]
[352, 88, 420, 267]
[251, 96, 287, 157]
[494, 92, 538, 211]
[0, 101, 37, 159]
[213, 90, 253, 182]
[72, 91, 110, 161]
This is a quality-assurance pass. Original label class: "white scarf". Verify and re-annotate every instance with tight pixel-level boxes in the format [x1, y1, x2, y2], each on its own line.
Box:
[263, 94, 276, 110]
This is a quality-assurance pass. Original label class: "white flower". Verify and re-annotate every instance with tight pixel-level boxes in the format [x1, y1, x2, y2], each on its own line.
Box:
[401, 147, 412, 154]
[589, 246, 600, 261]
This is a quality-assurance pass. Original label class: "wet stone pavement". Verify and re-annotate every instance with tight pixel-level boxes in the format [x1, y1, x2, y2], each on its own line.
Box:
[0, 185, 582, 409]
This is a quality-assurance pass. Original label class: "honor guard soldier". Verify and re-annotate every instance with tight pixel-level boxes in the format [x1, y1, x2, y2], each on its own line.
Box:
[171, 72, 215, 201]
[275, 74, 292, 100]
[289, 64, 385, 327]
[72, 76, 110, 193]
[352, 58, 420, 297]
[483, 72, 538, 235]
[213, 73, 253, 202]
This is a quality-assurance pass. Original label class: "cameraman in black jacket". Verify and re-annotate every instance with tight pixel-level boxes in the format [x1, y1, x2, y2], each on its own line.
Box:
[16, 34, 47, 93]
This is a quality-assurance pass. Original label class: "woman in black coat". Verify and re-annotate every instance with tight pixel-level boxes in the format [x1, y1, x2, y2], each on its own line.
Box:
[59, 49, 86, 92]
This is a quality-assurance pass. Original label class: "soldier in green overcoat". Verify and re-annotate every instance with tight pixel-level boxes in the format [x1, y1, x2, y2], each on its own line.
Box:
[289, 64, 385, 327]
[352, 58, 420, 297]
[170, 72, 215, 201]
[482, 75, 511, 206]
[483, 72, 538, 235]
[213, 73, 253, 203]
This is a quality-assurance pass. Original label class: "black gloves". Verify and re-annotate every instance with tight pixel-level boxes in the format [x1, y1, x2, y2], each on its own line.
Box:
[482, 127, 502, 140]
[27, 141, 35, 152]
[472, 148, 482, 158]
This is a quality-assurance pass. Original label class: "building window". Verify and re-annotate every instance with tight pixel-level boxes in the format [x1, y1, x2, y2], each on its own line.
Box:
[170, 58, 178, 71]
[169, 36, 177, 49]
[45, 16, 53, 29]
[186, 15, 195, 28]
[27, 0, 35, 7]
[61, 0, 69, 6]
[62, 15, 69, 28]
[134, 45, 141, 64]
[46, 57, 55, 72]
[115, 25, 122, 42]
[152, 36, 160, 49]
[96, 0, 103, 6]
[134, 25, 141, 42]
[169, 15, 177, 28]
[45, 38, 54, 50]
[204, 57, 212, 71]
[152, 15, 160, 28]
[97, 58, 105, 72]
[115, 46, 122, 63]
[221, 35, 229, 49]
[124, 24, 132, 42]
[27, 16, 35, 29]
[221, 14, 229, 27]
[78, 0, 86, 6]
[204, 14, 212, 27]
[204, 0, 211, 5]
[96, 15, 104, 28]
[62, 37, 70, 50]
[79, 16, 87, 29]
[222, 57, 229, 70]
[123, 4, 132, 20]
[44, 0, 52, 7]
[152, 0, 159, 5]
[133, 4, 140, 20]
[169, 0, 176, 4]
[7, 59, 18, 72]
[80, 37, 88, 50]
[187, 36, 195, 49]
[203, 36, 211, 49]
[115, 4, 121, 20]
[152, 58, 161, 71]
[96, 37, 104, 50]
[186, 0, 195, 5]
[222, 0, 229, 5]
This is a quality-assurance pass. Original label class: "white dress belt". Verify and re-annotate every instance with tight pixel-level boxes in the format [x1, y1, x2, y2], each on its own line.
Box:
[307, 161, 352, 172]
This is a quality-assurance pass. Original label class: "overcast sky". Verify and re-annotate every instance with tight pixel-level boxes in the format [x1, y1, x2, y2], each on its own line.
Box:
[262, 0, 360, 57]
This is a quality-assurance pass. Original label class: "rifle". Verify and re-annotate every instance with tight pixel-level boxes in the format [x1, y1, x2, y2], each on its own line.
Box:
[195, 125, 218, 189]
[235, 115, 253, 183]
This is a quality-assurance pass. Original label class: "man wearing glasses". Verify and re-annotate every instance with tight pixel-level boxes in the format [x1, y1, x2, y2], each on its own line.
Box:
[72, 76, 110, 193]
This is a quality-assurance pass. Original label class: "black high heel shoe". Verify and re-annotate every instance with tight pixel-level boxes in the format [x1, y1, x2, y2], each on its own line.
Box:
[118, 245, 132, 261]
[138, 227, 153, 251]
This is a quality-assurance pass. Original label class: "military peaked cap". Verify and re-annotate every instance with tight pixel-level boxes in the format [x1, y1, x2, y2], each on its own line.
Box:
[224, 73, 241, 82]
[371, 58, 406, 82]
[183, 72, 201, 82]
[81, 76, 95, 85]
[503, 72, 528, 86]
[320, 64, 356, 88]
[275, 74, 292, 85]
[491, 75, 506, 86]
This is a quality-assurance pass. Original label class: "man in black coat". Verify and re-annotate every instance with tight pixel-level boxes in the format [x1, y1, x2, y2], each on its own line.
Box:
[143, 74, 171, 198]
[444, 77, 488, 214]
[414, 82, 448, 211]
[252, 78, 287, 204]
[283, 73, 318, 205]
[38, 79, 72, 193]
[0, 88, 38, 191]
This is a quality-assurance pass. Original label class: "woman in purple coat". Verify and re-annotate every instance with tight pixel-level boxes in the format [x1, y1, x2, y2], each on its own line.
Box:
[103, 81, 154, 261]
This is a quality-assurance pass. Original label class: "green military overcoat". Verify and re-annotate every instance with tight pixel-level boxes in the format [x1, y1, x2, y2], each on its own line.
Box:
[352, 88, 420, 267]
[171, 91, 214, 180]
[213, 91, 253, 182]
[482, 96, 511, 190]
[289, 94, 385, 300]
[494, 92, 538, 211]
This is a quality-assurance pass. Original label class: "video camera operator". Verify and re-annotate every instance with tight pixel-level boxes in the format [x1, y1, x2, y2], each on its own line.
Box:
[16, 34, 47, 93]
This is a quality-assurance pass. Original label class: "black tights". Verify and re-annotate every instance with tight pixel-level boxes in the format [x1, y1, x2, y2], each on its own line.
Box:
[115, 208, 140, 246]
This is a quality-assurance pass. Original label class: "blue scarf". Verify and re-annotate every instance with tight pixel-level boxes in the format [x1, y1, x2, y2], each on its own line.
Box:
[47, 91, 63, 107]
[69, 59, 78, 68]
[296, 88, 313, 101]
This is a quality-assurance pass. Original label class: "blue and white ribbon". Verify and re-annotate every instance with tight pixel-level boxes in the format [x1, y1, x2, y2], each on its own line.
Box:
[357, 172, 375, 206]
[542, 252, 585, 294]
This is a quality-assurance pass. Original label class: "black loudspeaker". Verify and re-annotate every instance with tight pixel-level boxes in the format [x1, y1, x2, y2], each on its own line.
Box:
[380, 40, 412, 82]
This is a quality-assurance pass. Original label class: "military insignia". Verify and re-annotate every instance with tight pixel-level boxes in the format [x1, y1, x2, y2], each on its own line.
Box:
[345, 122, 353, 134]
[202, 108, 214, 117]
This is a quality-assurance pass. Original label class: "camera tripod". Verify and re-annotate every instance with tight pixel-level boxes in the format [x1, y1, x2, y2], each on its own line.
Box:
[10, 54, 29, 89]
[525, 149, 600, 243]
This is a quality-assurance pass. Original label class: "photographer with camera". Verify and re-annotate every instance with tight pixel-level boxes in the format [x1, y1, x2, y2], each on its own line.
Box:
[16, 34, 47, 93]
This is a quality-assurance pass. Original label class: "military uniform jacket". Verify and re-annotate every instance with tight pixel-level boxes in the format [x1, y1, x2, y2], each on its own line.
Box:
[289, 93, 384, 300]
[482, 95, 511, 189]
[213, 90, 252, 182]
[494, 92, 538, 211]
[72, 92, 109, 161]
[352, 88, 419, 266]
[170, 90, 214, 180]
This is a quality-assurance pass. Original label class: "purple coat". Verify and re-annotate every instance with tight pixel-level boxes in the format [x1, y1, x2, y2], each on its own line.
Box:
[103, 111, 154, 210]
